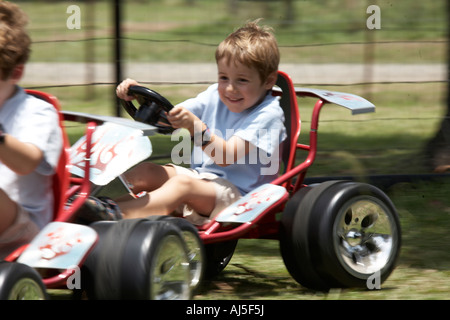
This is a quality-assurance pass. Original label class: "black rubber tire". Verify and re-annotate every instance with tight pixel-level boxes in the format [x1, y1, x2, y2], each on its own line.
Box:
[203, 240, 238, 279]
[279, 186, 317, 287]
[0, 261, 48, 300]
[81, 219, 141, 299]
[120, 220, 190, 299]
[307, 181, 401, 288]
[145, 216, 205, 293]
[83, 219, 191, 300]
[79, 220, 116, 299]
[146, 215, 236, 281]
[285, 181, 345, 291]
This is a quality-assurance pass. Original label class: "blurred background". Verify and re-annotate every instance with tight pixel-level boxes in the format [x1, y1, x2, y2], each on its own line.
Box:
[16, 0, 448, 177]
[13, 0, 449, 299]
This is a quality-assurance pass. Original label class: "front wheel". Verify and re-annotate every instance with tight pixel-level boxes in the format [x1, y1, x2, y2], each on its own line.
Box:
[84, 219, 191, 300]
[146, 216, 205, 293]
[203, 240, 238, 280]
[0, 262, 48, 300]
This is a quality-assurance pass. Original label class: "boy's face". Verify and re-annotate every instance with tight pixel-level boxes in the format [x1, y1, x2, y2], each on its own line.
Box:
[217, 59, 276, 113]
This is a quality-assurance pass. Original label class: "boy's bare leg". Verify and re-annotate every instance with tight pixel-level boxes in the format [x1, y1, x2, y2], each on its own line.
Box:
[122, 162, 177, 194]
[0, 190, 18, 235]
[117, 175, 216, 219]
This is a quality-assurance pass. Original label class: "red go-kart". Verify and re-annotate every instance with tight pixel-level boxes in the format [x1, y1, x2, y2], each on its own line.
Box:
[0, 71, 401, 299]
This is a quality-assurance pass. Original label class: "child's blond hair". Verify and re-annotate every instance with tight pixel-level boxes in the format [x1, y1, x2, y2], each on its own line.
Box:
[0, 1, 31, 80]
[215, 20, 280, 82]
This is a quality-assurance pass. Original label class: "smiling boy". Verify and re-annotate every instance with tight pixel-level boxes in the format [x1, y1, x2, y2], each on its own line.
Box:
[85, 20, 286, 225]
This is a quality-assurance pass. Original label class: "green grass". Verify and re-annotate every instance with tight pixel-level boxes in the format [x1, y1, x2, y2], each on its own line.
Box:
[18, 0, 447, 64]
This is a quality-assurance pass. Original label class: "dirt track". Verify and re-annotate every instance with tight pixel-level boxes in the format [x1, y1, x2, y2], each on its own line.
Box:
[22, 62, 446, 86]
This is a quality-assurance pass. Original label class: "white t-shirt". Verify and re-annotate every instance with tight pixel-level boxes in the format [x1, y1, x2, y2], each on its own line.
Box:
[180, 84, 286, 195]
[0, 87, 63, 228]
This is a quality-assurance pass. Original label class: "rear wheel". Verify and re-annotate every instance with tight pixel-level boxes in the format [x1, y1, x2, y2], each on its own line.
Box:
[280, 182, 340, 290]
[281, 181, 401, 290]
[308, 181, 401, 288]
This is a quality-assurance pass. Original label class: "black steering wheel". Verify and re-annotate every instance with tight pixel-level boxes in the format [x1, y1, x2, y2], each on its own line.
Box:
[120, 86, 174, 134]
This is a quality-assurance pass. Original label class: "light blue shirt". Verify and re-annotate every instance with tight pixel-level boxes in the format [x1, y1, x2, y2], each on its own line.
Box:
[180, 84, 286, 195]
[0, 87, 63, 228]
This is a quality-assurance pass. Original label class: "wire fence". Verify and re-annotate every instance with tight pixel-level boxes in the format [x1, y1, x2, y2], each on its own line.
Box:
[22, 1, 447, 85]
[18, 0, 449, 173]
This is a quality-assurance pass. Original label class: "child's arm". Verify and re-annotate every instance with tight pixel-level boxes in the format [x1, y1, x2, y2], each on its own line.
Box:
[0, 132, 43, 175]
[117, 82, 253, 167]
[168, 106, 251, 167]
[203, 134, 251, 167]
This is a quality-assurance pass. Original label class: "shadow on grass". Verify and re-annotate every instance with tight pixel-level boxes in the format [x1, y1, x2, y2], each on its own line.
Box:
[387, 180, 450, 271]
[196, 262, 316, 300]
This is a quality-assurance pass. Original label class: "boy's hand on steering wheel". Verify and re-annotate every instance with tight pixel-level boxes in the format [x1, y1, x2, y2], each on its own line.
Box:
[116, 78, 140, 101]
[167, 106, 202, 135]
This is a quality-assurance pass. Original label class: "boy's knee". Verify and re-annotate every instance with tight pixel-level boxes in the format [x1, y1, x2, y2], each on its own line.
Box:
[171, 174, 194, 186]
[135, 161, 159, 173]
[167, 175, 195, 193]
[126, 162, 170, 191]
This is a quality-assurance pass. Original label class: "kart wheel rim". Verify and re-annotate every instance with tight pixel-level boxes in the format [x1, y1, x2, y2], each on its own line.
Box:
[7, 278, 46, 300]
[151, 234, 190, 300]
[333, 195, 398, 277]
[181, 231, 203, 289]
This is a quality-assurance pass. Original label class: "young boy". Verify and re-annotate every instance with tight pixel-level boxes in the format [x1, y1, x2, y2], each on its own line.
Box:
[93, 20, 286, 225]
[0, 2, 63, 258]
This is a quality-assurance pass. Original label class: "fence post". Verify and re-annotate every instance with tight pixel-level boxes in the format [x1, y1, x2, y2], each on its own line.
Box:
[85, 0, 95, 101]
[113, 0, 123, 117]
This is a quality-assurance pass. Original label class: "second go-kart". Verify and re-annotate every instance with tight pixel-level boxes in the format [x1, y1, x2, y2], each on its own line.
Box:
[0, 71, 401, 299]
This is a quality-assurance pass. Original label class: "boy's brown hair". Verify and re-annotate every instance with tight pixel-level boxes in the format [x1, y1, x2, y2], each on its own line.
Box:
[215, 19, 280, 83]
[0, 1, 31, 80]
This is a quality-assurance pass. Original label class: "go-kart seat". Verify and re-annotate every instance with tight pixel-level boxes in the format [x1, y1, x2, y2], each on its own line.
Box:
[25, 90, 71, 221]
[273, 71, 301, 182]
